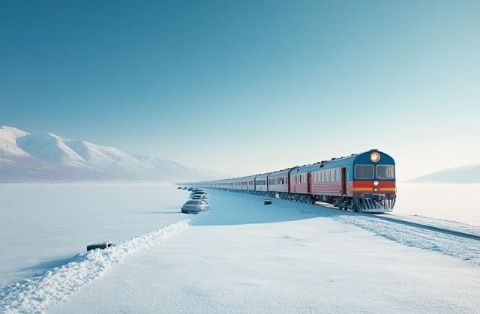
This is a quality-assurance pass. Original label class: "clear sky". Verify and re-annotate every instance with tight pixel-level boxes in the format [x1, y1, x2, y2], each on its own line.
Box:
[1, 0, 479, 180]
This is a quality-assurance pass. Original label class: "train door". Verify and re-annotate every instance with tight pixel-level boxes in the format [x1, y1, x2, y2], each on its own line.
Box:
[307, 173, 312, 194]
[341, 167, 347, 195]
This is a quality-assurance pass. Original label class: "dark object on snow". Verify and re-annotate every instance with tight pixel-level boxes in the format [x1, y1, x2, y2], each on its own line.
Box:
[87, 241, 113, 251]
[264, 199, 272, 205]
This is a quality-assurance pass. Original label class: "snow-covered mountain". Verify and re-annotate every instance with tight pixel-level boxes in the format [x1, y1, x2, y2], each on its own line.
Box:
[409, 163, 480, 183]
[0, 126, 218, 183]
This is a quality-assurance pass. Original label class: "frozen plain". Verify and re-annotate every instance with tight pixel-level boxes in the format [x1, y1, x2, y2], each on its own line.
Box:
[0, 184, 187, 287]
[1, 184, 480, 313]
[52, 190, 479, 313]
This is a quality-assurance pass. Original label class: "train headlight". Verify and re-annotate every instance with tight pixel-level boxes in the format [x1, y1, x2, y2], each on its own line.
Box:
[370, 151, 381, 163]
[373, 181, 379, 186]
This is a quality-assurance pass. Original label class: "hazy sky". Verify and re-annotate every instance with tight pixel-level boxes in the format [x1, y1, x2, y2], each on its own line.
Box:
[1, 0, 479, 180]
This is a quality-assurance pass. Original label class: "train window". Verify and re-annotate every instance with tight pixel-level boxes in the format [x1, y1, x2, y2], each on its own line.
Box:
[355, 165, 374, 179]
[376, 165, 395, 179]
[336, 168, 340, 181]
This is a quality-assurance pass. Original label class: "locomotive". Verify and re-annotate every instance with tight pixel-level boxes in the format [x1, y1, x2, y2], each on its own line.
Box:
[185, 149, 396, 213]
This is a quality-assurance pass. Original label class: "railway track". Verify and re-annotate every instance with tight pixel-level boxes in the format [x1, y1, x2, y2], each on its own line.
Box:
[365, 213, 480, 241]
[312, 200, 480, 241]
[301, 199, 480, 241]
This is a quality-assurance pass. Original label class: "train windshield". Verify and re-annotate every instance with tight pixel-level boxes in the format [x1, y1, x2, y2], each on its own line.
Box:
[354, 165, 374, 179]
[376, 165, 395, 179]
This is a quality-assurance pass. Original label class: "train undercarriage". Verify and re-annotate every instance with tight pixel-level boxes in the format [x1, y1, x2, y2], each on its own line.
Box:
[226, 189, 395, 213]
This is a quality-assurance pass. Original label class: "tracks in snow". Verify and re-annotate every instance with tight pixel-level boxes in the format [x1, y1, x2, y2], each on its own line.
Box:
[367, 214, 480, 241]
[334, 213, 480, 265]
[0, 220, 190, 314]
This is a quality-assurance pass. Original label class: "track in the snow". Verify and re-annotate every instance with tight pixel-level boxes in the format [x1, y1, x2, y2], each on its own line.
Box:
[364, 213, 480, 241]
[291, 199, 480, 241]
[310, 200, 480, 241]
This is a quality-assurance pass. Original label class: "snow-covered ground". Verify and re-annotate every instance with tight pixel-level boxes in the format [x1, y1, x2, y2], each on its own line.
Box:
[1, 185, 480, 313]
[395, 183, 480, 226]
[0, 184, 187, 287]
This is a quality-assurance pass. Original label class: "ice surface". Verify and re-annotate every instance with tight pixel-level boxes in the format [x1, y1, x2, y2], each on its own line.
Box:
[0, 184, 188, 287]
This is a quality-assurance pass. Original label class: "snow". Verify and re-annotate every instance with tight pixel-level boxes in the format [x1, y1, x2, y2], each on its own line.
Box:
[409, 163, 480, 183]
[395, 183, 480, 226]
[2, 186, 480, 313]
[0, 220, 189, 313]
[17, 133, 85, 166]
[0, 126, 218, 182]
[0, 184, 188, 287]
[335, 214, 480, 264]
[0, 126, 30, 157]
[65, 140, 144, 168]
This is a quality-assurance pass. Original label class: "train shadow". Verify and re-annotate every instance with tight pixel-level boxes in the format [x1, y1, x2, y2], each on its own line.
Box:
[191, 189, 353, 226]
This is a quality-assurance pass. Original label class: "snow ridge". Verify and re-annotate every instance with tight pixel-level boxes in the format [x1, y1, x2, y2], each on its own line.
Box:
[0, 220, 190, 313]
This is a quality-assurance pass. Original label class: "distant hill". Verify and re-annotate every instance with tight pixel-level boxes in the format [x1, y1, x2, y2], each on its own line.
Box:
[0, 126, 219, 183]
[409, 163, 480, 183]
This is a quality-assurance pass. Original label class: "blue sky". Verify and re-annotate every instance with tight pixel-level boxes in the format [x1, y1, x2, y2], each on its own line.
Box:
[1, 0, 479, 179]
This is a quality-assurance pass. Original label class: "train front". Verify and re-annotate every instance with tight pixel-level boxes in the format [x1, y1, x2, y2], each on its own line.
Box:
[351, 150, 396, 212]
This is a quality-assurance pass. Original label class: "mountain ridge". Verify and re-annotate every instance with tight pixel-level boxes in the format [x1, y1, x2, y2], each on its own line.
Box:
[408, 163, 480, 183]
[0, 126, 218, 183]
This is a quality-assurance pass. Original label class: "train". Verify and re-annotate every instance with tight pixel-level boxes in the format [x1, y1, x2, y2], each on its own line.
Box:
[182, 149, 396, 213]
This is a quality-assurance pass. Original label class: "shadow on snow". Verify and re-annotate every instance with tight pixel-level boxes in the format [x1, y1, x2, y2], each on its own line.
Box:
[191, 189, 353, 226]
